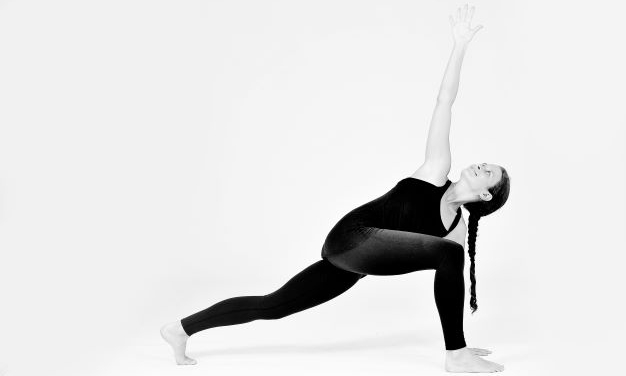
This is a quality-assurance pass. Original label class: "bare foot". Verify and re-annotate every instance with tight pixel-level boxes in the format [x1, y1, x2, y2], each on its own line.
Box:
[160, 321, 197, 365]
[445, 346, 504, 373]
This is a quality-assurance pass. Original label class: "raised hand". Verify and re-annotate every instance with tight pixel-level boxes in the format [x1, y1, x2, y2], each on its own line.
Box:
[449, 4, 483, 46]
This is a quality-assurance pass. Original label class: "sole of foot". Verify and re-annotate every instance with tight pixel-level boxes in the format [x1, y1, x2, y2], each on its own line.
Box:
[160, 322, 198, 365]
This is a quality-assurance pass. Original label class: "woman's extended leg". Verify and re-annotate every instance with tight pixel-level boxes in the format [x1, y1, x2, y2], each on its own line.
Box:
[162, 258, 364, 364]
[181, 258, 365, 336]
[324, 228, 467, 351]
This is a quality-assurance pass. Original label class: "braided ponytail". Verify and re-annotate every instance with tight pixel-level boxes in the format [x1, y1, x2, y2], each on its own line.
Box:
[462, 165, 511, 315]
[466, 213, 481, 314]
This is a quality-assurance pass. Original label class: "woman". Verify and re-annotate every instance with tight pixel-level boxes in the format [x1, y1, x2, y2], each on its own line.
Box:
[161, 4, 510, 373]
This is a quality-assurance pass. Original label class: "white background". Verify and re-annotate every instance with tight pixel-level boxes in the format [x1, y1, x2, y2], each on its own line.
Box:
[0, 0, 624, 375]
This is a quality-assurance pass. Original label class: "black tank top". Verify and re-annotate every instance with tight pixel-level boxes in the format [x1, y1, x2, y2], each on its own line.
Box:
[322, 177, 462, 254]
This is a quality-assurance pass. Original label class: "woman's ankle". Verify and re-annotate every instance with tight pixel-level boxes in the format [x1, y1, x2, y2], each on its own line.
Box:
[446, 346, 468, 357]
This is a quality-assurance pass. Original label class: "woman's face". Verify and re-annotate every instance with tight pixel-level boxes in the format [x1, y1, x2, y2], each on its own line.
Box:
[461, 163, 503, 198]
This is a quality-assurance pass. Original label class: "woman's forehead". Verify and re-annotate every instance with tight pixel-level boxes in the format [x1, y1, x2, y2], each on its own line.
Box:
[491, 164, 503, 181]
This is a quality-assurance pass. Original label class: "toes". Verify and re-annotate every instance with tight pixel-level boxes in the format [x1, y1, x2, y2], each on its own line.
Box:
[177, 357, 197, 365]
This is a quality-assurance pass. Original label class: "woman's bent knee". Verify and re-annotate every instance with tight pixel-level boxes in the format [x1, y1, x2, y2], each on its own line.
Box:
[440, 243, 465, 269]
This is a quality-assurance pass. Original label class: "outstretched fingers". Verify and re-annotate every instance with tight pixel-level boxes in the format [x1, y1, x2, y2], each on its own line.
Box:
[468, 347, 493, 356]
[451, 3, 478, 25]
[449, 3, 484, 42]
[468, 5, 475, 23]
[472, 24, 483, 34]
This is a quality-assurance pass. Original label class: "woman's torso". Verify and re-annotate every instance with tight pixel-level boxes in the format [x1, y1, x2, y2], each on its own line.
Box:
[321, 177, 461, 257]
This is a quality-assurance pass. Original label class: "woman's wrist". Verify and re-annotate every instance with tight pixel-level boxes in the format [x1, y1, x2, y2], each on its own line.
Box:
[452, 41, 469, 52]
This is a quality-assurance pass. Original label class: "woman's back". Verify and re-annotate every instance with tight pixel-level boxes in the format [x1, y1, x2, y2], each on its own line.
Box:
[321, 177, 462, 258]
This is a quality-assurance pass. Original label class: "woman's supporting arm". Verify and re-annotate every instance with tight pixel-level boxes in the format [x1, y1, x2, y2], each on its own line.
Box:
[420, 5, 483, 175]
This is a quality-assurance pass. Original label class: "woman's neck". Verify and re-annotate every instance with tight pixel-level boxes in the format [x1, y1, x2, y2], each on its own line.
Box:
[442, 181, 471, 213]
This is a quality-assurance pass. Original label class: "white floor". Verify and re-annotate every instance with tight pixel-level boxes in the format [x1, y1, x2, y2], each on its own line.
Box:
[91, 332, 577, 376]
[1, 275, 619, 376]
[0, 303, 618, 376]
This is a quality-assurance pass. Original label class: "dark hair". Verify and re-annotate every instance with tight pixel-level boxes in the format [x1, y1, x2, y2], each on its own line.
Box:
[462, 166, 511, 315]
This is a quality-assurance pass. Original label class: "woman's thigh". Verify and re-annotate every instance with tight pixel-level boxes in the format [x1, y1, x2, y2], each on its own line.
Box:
[325, 227, 464, 276]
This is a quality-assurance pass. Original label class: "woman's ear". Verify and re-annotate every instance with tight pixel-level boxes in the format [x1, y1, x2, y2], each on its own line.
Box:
[480, 190, 492, 201]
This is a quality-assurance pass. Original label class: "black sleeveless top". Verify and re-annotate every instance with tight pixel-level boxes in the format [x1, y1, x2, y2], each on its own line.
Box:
[322, 177, 462, 255]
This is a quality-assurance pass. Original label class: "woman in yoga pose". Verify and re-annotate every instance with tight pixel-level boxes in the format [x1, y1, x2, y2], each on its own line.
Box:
[161, 5, 510, 372]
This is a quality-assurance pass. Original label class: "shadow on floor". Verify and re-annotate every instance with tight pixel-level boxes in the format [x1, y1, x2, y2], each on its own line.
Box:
[192, 330, 434, 357]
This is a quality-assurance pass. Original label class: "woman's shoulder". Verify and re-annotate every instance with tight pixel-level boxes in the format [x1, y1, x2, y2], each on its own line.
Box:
[409, 163, 450, 187]
[402, 175, 450, 188]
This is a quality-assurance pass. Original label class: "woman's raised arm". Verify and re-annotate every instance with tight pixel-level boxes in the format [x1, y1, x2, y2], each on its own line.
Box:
[414, 4, 483, 181]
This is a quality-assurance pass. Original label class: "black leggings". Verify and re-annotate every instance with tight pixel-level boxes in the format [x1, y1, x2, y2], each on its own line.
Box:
[180, 227, 467, 350]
